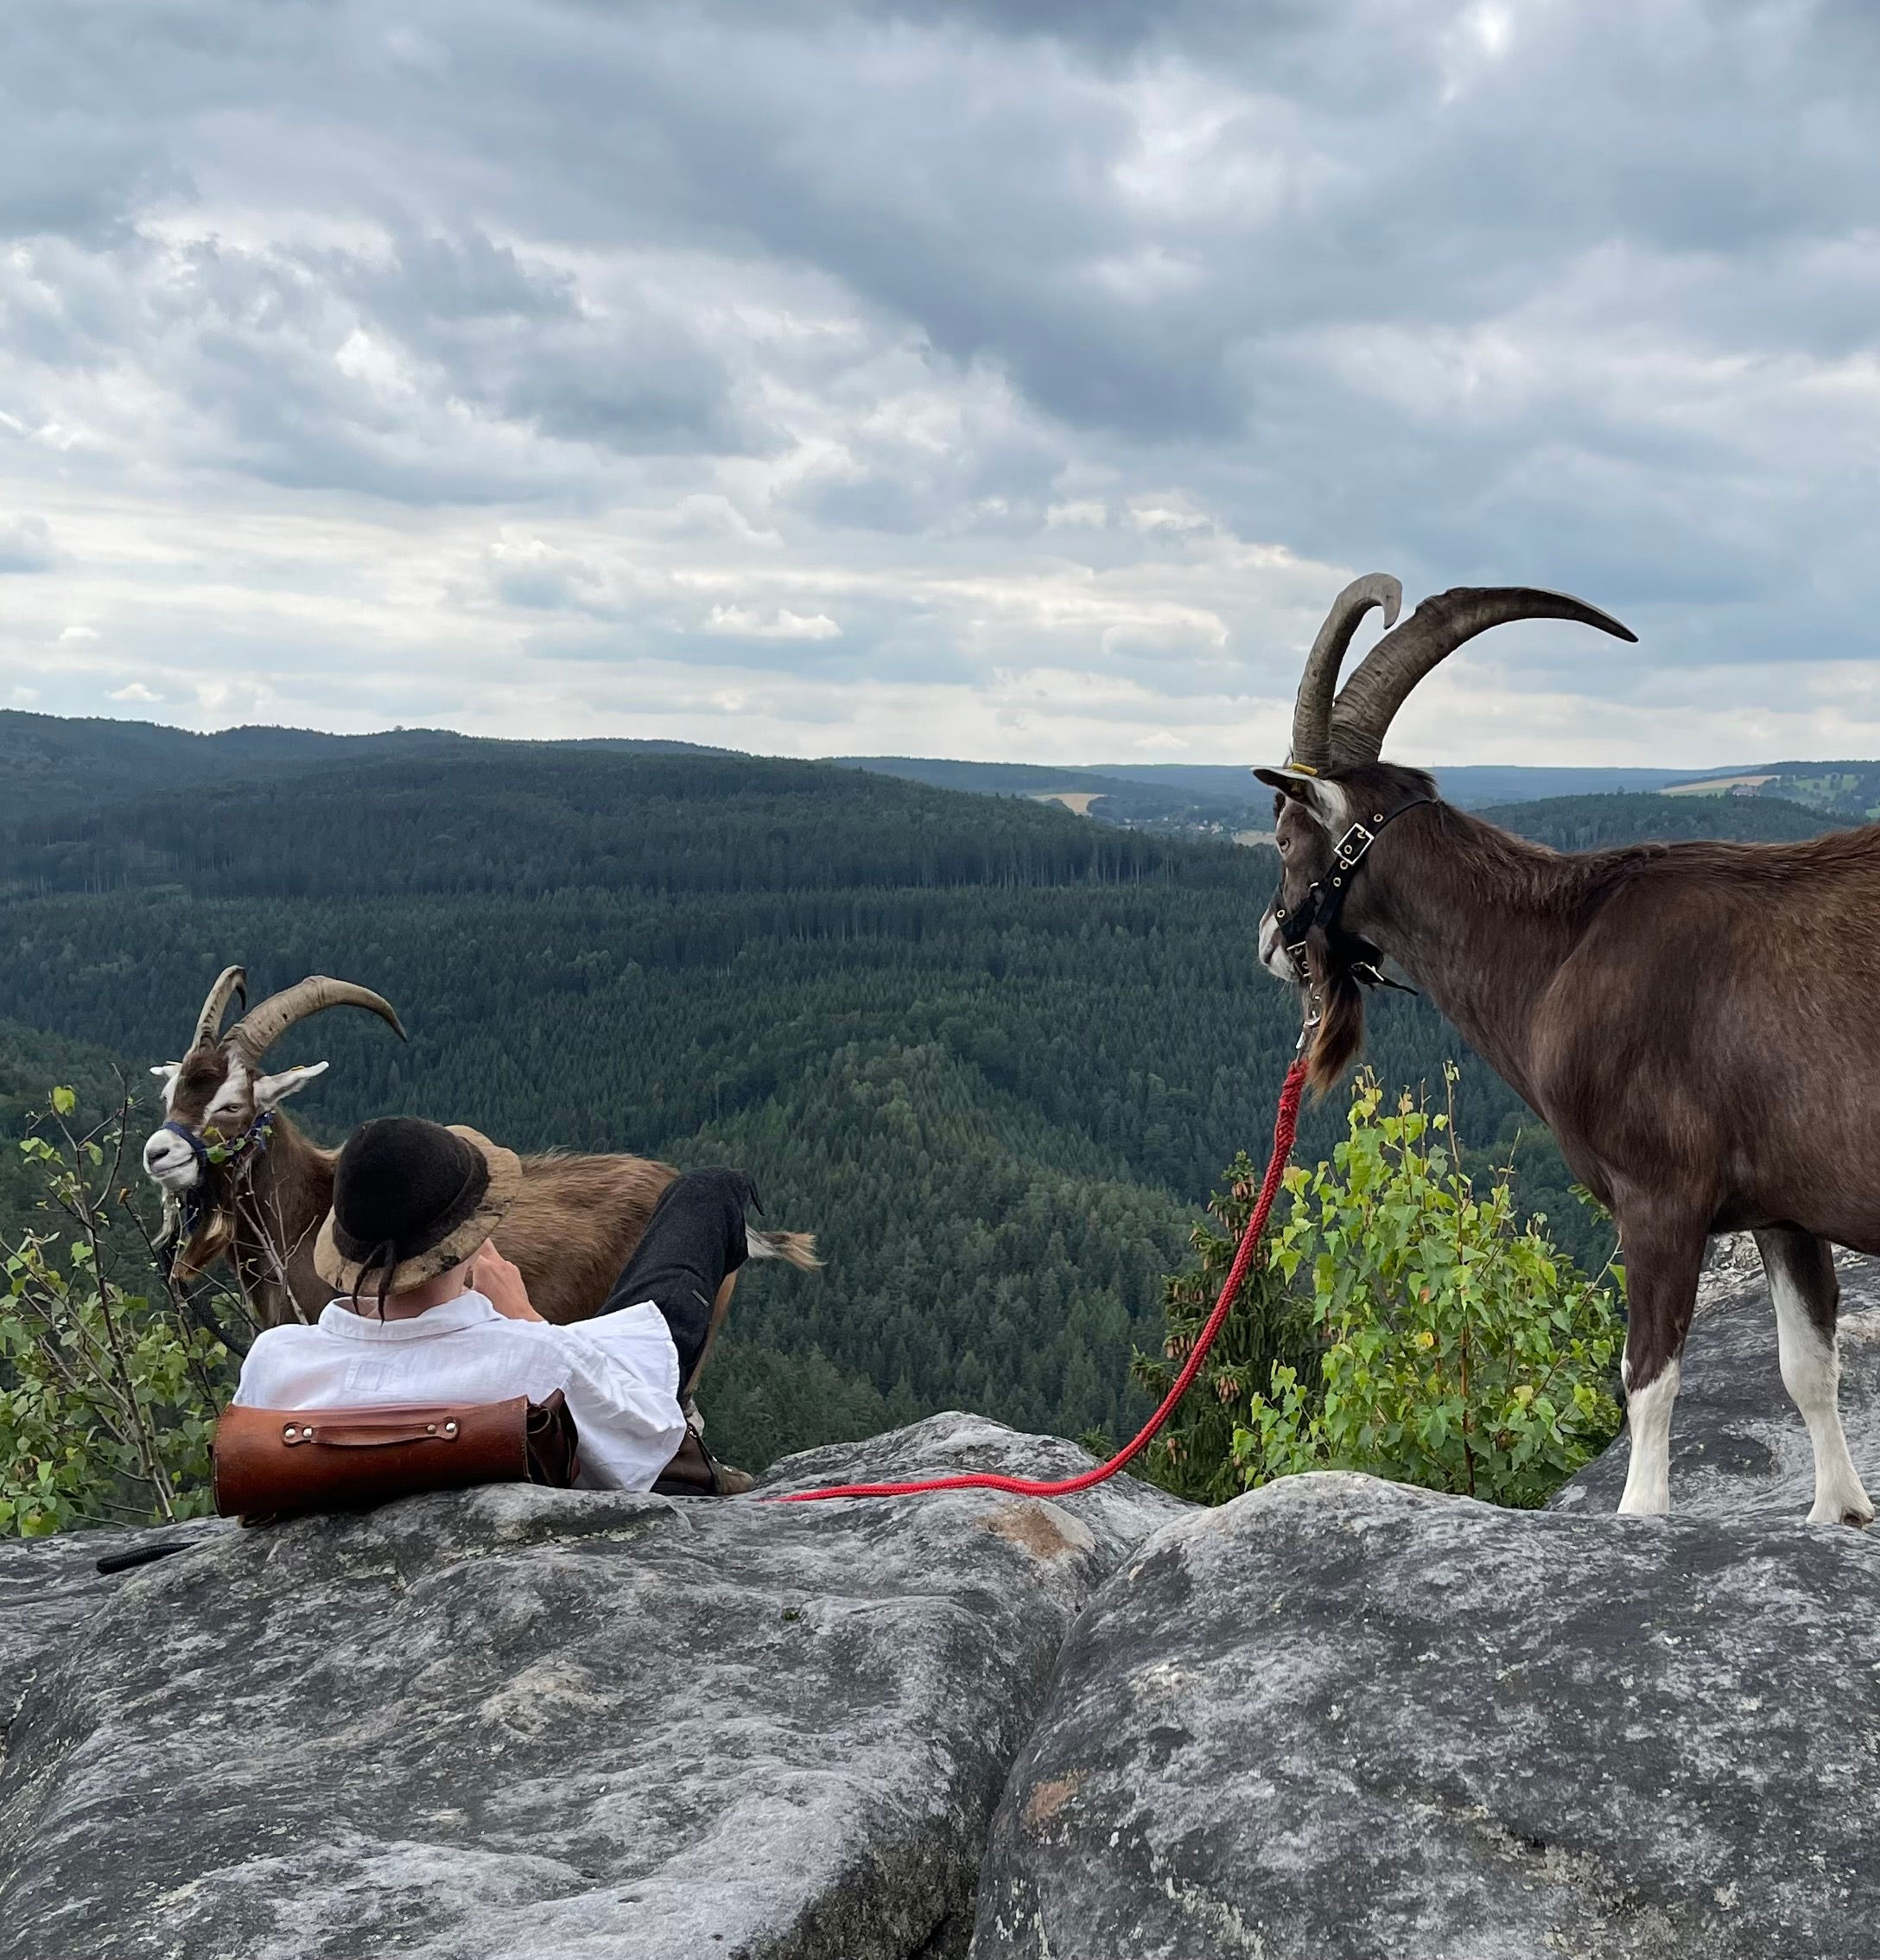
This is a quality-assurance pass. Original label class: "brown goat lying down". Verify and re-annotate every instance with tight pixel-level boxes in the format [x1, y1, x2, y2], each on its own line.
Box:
[143, 968, 817, 1330]
[489, 1150, 817, 1325]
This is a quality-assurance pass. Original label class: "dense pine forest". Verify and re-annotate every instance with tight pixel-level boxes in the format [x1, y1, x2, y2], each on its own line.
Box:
[0, 715, 1856, 1467]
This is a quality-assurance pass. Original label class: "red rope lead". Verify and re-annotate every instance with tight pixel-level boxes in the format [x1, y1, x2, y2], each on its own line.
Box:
[765, 1058, 1309, 1505]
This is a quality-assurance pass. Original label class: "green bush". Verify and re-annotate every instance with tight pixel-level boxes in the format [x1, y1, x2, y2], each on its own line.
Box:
[0, 1087, 236, 1537]
[1142, 1067, 1625, 1509]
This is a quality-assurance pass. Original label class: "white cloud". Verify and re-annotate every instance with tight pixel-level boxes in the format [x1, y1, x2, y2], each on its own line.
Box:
[702, 605, 842, 641]
[0, 0, 1875, 764]
[107, 680, 161, 701]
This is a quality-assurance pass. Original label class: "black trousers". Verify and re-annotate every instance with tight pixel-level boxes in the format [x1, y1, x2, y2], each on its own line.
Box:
[597, 1168, 757, 1390]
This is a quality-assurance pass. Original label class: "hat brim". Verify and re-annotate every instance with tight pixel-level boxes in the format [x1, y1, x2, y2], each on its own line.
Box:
[313, 1126, 523, 1296]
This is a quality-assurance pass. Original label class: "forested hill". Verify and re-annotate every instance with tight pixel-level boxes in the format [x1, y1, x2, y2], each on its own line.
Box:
[9, 738, 1852, 1467]
[0, 709, 728, 821]
[0, 741, 1541, 1468]
[0, 750, 1185, 902]
[1483, 792, 1840, 849]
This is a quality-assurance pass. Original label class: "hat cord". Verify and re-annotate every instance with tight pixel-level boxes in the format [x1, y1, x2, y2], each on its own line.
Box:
[349, 1238, 400, 1321]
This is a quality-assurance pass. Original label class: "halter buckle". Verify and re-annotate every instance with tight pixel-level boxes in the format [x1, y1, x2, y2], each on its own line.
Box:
[1332, 821, 1375, 869]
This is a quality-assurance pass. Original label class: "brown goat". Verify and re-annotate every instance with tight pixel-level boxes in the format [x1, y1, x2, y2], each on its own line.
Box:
[143, 968, 818, 1330]
[1254, 576, 1877, 1526]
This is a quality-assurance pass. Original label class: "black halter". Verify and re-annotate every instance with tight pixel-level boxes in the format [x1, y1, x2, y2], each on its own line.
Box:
[1273, 792, 1437, 991]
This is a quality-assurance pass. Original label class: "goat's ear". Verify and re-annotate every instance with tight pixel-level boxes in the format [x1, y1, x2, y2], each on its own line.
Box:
[151, 1062, 181, 1108]
[1251, 767, 1350, 832]
[252, 1060, 328, 1110]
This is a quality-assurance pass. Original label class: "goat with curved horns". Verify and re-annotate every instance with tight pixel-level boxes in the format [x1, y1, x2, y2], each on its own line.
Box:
[145, 968, 818, 1329]
[1256, 576, 1877, 1525]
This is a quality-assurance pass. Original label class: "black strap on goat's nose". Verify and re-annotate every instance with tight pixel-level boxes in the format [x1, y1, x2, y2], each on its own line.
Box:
[159, 1120, 212, 1168]
[1273, 791, 1438, 988]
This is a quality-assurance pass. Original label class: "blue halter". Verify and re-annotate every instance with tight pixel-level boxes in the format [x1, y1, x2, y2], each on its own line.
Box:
[162, 1109, 276, 1267]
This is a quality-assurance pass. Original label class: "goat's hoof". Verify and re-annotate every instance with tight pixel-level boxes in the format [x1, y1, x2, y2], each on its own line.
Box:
[1846, 1510, 1874, 1530]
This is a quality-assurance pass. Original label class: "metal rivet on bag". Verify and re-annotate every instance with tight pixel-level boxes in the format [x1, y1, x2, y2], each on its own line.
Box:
[427, 1423, 437, 1434]
[444, 1422, 458, 1436]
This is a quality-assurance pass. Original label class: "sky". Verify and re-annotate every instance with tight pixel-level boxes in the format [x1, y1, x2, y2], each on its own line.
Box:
[2, 0, 1877, 768]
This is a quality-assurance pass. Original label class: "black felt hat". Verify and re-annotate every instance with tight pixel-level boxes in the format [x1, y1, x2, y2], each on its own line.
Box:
[314, 1117, 521, 1295]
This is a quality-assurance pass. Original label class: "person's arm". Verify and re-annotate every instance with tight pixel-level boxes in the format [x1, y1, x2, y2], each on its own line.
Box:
[546, 1324, 688, 1489]
[470, 1243, 543, 1321]
[474, 1244, 683, 1486]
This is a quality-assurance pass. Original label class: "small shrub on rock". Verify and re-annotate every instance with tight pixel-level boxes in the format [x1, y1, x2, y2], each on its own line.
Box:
[1142, 1067, 1624, 1508]
[1, 1088, 235, 1536]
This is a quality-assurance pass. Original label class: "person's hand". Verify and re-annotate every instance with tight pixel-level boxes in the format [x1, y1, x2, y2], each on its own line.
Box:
[470, 1241, 543, 1321]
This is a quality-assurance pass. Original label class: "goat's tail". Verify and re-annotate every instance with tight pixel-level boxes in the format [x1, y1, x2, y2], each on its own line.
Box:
[748, 1227, 822, 1271]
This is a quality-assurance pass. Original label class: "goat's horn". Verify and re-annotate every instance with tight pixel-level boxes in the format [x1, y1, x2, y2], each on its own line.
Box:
[191, 965, 248, 1052]
[1327, 585, 1637, 767]
[228, 977, 407, 1065]
[1287, 575, 1402, 773]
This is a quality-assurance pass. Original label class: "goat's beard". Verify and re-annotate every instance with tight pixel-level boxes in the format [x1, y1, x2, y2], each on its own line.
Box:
[1303, 934, 1366, 1099]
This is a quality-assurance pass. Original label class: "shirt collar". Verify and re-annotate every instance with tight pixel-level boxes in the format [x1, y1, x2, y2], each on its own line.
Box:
[316, 1291, 505, 1340]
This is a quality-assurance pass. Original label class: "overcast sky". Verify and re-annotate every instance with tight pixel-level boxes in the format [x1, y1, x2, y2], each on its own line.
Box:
[3, 1, 1877, 767]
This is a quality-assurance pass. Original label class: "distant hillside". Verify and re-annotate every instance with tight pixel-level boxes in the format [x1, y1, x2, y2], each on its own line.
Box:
[1661, 760, 1880, 821]
[0, 710, 729, 822]
[1483, 792, 1843, 850]
[1090, 761, 1699, 810]
[832, 754, 1268, 837]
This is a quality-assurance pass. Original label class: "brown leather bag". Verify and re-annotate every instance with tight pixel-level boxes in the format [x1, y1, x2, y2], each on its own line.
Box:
[212, 1391, 581, 1524]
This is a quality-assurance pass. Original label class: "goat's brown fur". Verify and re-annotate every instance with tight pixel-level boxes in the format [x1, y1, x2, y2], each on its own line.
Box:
[1265, 760, 1880, 1521]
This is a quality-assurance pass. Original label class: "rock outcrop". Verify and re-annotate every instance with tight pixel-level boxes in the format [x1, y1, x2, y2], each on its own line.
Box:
[0, 1415, 1183, 1960]
[11, 1257, 1880, 1957]
[973, 1255, 1880, 1959]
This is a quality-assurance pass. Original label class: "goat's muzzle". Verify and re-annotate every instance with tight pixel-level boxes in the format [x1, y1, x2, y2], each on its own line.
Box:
[143, 1126, 205, 1193]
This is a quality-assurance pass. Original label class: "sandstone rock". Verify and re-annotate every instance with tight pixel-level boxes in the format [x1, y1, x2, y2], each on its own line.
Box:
[0, 1413, 1184, 1960]
[974, 1471, 1880, 1959]
[1553, 1249, 1880, 1524]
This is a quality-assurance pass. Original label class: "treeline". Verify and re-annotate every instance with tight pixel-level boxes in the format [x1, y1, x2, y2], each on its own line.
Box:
[1478, 792, 1837, 850]
[0, 751, 1209, 900]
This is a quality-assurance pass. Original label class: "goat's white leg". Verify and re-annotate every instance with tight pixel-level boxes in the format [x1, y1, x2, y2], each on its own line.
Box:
[1610, 1212, 1705, 1518]
[1617, 1358, 1680, 1517]
[1758, 1228, 1873, 1527]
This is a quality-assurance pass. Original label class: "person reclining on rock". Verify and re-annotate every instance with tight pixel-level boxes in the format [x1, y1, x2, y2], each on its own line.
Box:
[232, 1117, 757, 1494]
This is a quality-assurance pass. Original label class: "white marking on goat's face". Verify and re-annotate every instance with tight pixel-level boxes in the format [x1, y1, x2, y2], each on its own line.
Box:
[1257, 908, 1292, 983]
[142, 1050, 246, 1194]
[1254, 772, 1351, 988]
[203, 1053, 251, 1129]
[142, 1123, 201, 1192]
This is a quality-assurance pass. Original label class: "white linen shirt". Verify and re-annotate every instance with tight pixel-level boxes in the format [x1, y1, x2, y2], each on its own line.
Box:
[232, 1293, 688, 1492]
